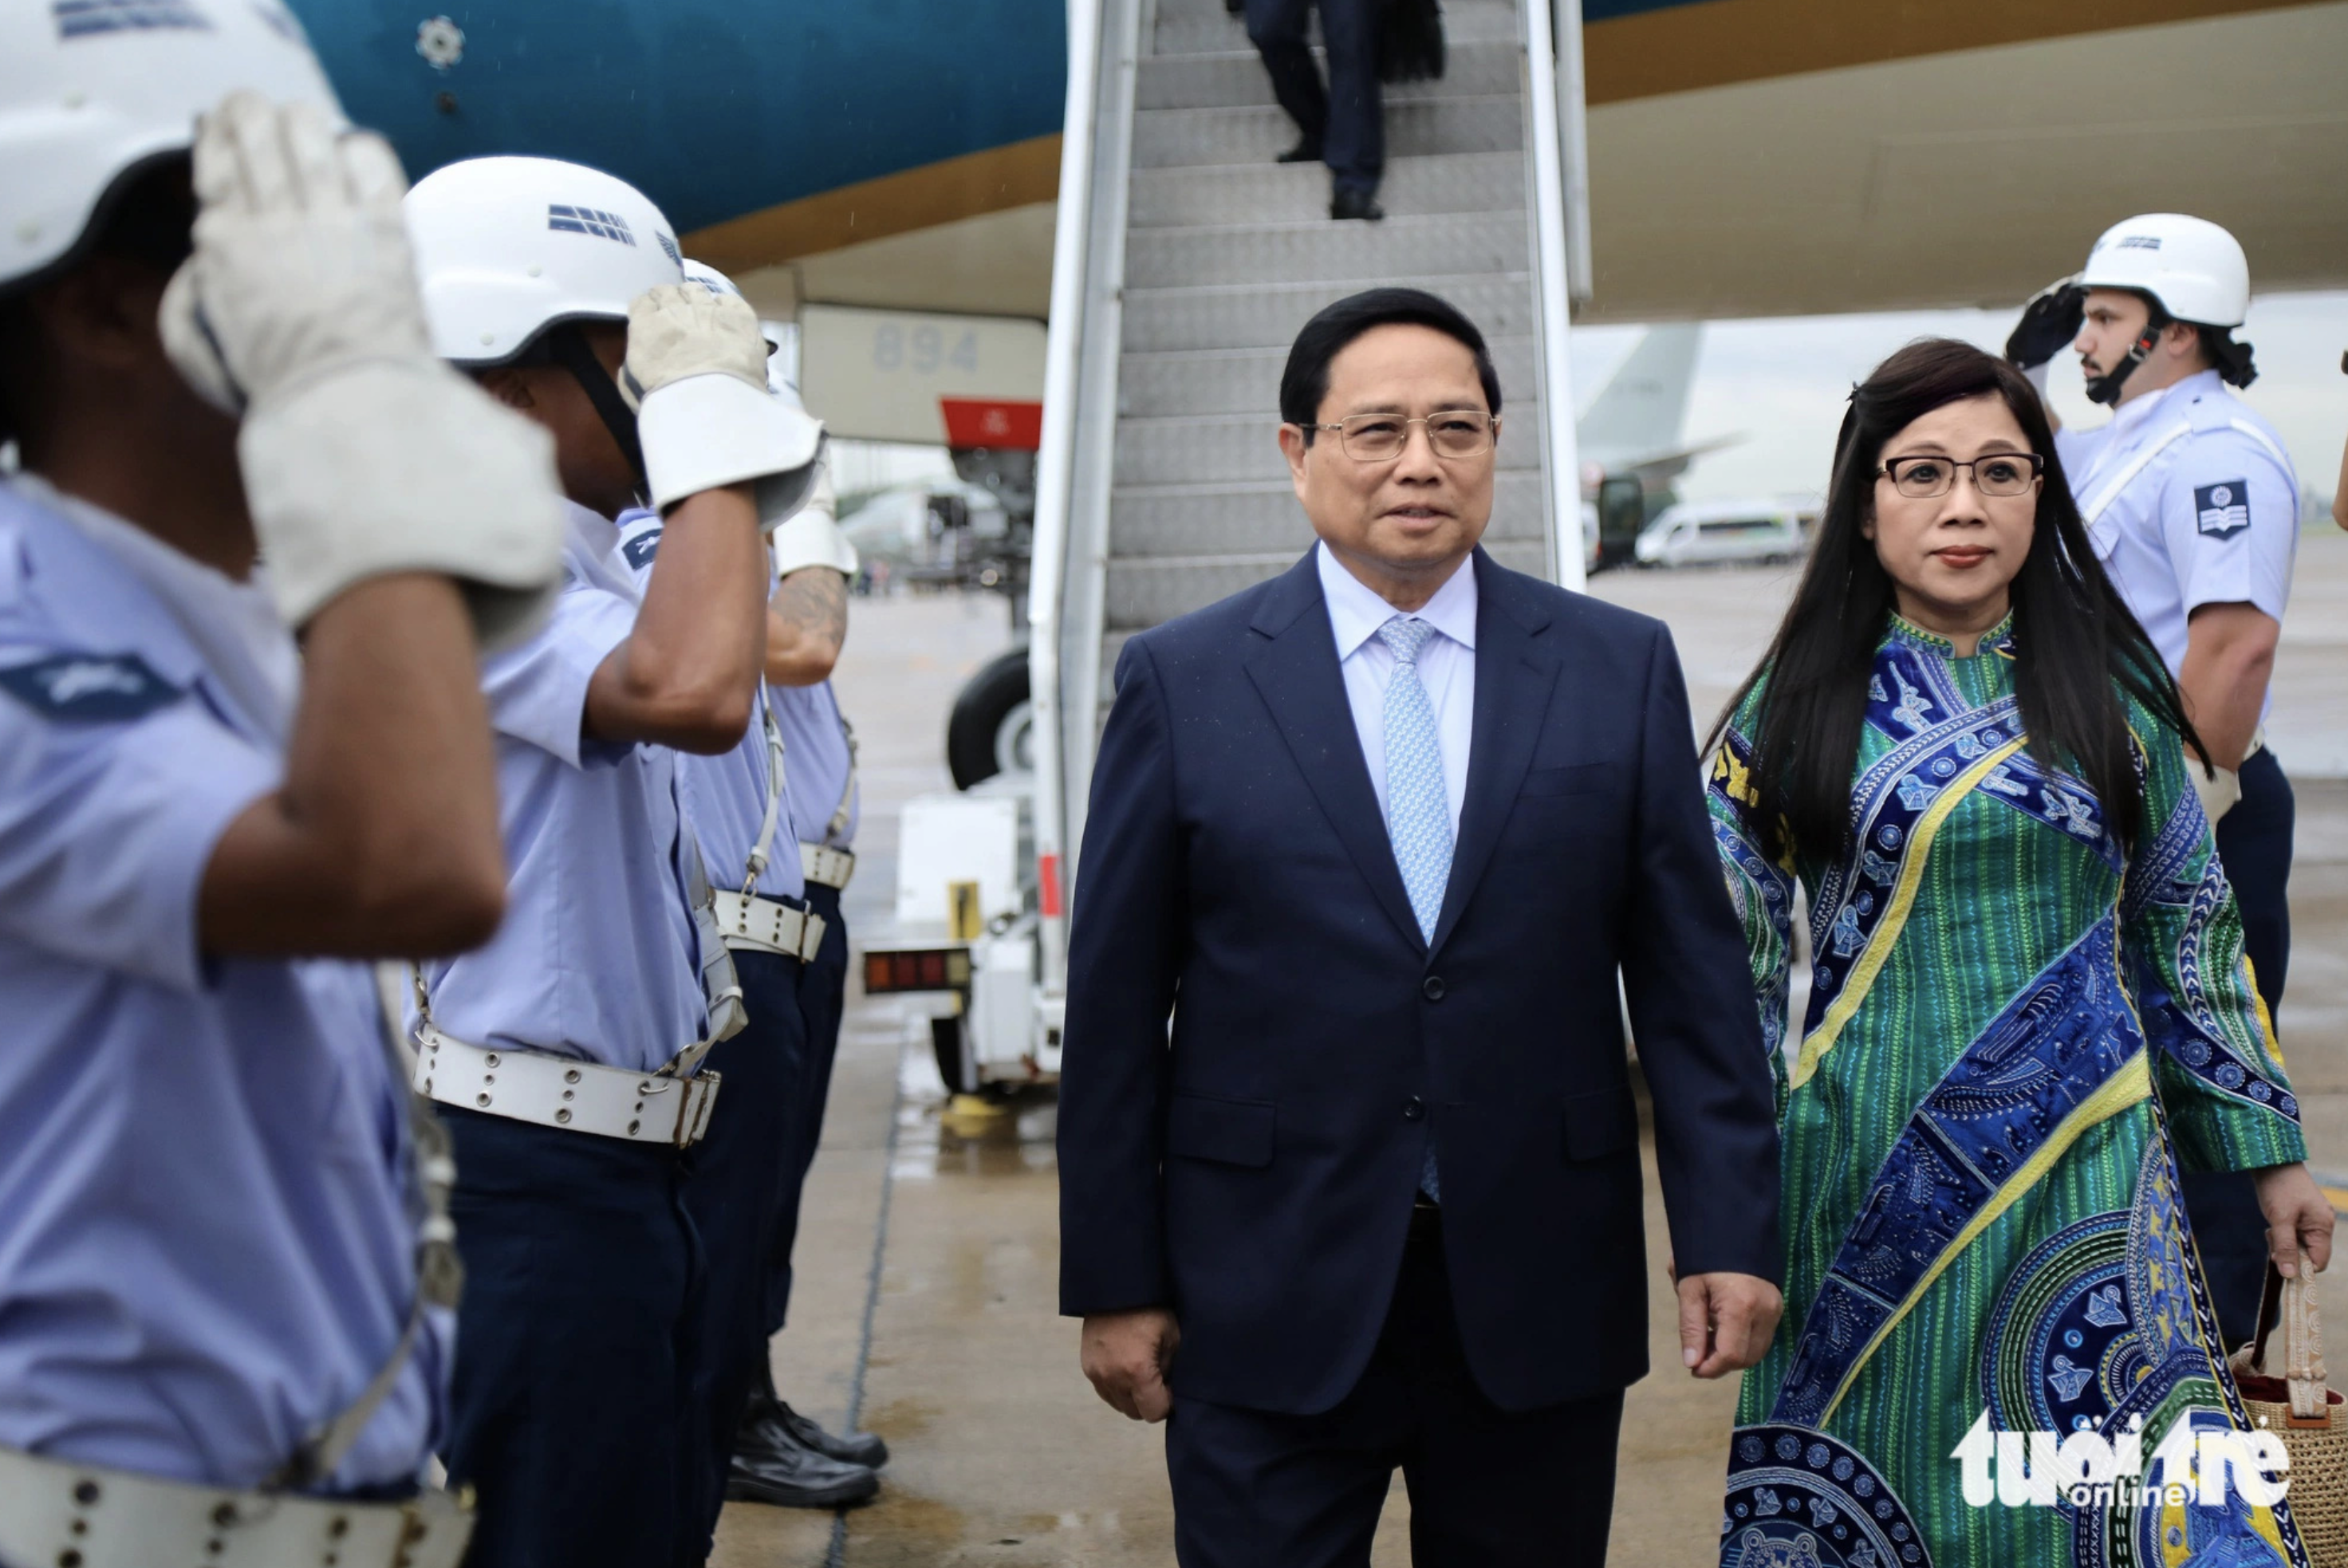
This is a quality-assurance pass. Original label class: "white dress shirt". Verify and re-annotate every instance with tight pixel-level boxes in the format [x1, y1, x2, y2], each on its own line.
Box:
[1316, 541, 1476, 836]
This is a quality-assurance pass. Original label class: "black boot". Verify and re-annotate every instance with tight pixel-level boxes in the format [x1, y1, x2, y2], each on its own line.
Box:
[1276, 136, 1324, 164]
[1330, 187, 1385, 222]
[739, 1359, 889, 1469]
[773, 1400, 888, 1469]
[726, 1421, 879, 1509]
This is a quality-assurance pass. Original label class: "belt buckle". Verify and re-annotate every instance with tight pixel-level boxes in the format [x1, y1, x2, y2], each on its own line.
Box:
[676, 1070, 721, 1148]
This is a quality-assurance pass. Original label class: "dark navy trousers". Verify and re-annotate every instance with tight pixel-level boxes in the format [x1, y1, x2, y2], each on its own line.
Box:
[1245, 0, 1384, 196]
[439, 1104, 706, 1568]
[681, 949, 807, 1542]
[1164, 1211, 1624, 1567]
[2185, 747, 2296, 1346]
[764, 881, 849, 1335]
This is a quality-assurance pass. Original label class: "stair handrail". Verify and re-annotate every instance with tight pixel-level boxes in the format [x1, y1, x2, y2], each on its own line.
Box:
[1521, 0, 1590, 590]
[1029, 0, 1119, 994]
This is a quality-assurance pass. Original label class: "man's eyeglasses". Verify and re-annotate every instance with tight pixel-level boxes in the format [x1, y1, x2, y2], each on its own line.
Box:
[1300, 411, 1499, 462]
[1877, 452, 2044, 498]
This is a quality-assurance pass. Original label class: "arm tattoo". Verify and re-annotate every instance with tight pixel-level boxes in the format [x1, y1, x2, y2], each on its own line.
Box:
[774, 566, 848, 654]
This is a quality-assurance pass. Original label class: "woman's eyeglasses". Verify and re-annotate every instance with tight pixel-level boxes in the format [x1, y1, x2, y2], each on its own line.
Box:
[1877, 452, 2044, 498]
[1299, 411, 1499, 462]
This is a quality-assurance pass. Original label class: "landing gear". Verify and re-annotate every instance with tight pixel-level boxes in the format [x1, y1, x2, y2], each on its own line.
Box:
[931, 1014, 975, 1096]
[947, 648, 1032, 790]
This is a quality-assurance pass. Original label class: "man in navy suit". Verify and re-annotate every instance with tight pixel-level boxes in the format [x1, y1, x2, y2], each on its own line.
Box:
[1056, 289, 1784, 1566]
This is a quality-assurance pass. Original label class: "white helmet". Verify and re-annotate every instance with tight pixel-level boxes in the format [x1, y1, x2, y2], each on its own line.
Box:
[2078, 213, 2249, 329]
[406, 155, 684, 366]
[0, 0, 342, 293]
[680, 257, 782, 358]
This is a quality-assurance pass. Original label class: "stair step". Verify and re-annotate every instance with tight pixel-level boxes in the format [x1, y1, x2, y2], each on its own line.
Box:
[1121, 270, 1535, 355]
[1129, 149, 1526, 228]
[1124, 211, 1529, 293]
[1150, 0, 1522, 58]
[1136, 41, 1525, 112]
[1114, 405, 1542, 486]
[1132, 94, 1522, 171]
[1107, 472, 1549, 556]
[1105, 554, 1302, 627]
[1118, 333, 1538, 419]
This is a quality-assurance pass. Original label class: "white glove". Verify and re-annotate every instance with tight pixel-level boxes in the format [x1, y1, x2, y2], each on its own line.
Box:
[2190, 760, 2243, 825]
[158, 92, 563, 647]
[623, 285, 825, 521]
[768, 458, 857, 576]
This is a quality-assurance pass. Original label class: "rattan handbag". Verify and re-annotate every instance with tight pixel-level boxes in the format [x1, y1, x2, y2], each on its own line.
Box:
[2228, 1264, 2348, 1563]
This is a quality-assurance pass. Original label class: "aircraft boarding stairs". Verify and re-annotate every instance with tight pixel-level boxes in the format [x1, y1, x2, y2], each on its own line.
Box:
[1105, 0, 1555, 652]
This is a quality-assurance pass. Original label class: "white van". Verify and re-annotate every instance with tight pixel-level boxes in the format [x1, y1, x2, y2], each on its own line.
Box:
[1633, 499, 1807, 569]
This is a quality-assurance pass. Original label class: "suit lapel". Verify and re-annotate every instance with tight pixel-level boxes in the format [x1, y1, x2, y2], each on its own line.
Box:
[1429, 553, 1560, 954]
[1242, 554, 1428, 953]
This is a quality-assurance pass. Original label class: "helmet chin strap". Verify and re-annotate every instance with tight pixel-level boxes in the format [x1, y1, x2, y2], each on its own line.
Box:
[2084, 302, 2172, 407]
[546, 325, 649, 503]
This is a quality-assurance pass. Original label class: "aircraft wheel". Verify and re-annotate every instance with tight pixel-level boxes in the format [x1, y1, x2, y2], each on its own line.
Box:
[947, 648, 1032, 790]
[932, 1014, 974, 1095]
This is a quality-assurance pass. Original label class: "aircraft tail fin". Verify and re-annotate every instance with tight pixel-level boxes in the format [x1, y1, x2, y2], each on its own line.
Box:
[1576, 323, 1703, 469]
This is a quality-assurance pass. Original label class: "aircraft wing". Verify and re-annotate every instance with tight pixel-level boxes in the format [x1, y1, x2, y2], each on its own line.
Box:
[1577, 0, 2348, 321]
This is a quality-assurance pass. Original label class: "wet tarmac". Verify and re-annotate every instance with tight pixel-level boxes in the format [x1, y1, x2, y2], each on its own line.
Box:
[714, 530, 2348, 1566]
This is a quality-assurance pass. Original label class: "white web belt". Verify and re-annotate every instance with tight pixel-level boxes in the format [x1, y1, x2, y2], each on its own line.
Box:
[411, 1022, 722, 1148]
[0, 1445, 471, 1568]
[799, 841, 855, 890]
[711, 888, 826, 960]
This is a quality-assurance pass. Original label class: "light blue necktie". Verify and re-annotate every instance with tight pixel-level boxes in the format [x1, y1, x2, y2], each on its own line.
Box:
[1377, 616, 1452, 1202]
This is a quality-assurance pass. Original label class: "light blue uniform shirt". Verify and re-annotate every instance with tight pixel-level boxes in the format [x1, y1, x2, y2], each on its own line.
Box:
[775, 680, 856, 849]
[2054, 368, 2299, 722]
[415, 503, 710, 1074]
[0, 480, 443, 1491]
[614, 508, 804, 900]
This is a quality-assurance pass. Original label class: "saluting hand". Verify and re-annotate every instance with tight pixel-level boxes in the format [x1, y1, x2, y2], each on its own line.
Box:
[1081, 1307, 1181, 1423]
[1676, 1270, 1783, 1380]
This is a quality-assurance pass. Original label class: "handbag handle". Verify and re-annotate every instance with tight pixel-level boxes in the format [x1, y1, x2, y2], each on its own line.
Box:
[2249, 1261, 2334, 1428]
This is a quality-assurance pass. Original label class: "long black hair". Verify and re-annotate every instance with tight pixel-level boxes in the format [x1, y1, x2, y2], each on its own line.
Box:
[1706, 337, 2201, 865]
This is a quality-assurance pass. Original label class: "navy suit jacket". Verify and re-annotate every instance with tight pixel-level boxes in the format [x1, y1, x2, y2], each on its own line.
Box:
[1055, 546, 1781, 1416]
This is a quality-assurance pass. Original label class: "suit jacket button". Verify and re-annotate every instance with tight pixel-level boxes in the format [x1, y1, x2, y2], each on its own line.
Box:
[1403, 1096, 1425, 1121]
[1421, 975, 1445, 1001]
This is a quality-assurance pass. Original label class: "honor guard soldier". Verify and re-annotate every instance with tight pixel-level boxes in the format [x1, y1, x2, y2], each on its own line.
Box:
[615, 258, 880, 1523]
[401, 159, 823, 1567]
[2007, 212, 2301, 1344]
[0, 6, 568, 1566]
[726, 384, 893, 1500]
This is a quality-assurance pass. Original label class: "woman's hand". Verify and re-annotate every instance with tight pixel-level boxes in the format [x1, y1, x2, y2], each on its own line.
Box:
[2253, 1162, 2335, 1278]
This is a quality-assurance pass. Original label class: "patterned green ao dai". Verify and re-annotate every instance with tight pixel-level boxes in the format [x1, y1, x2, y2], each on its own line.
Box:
[1708, 616, 2308, 1568]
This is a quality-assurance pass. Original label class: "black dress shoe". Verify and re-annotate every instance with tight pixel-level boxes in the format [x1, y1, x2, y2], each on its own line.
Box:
[1276, 137, 1323, 164]
[1330, 188, 1385, 222]
[726, 1426, 879, 1509]
[770, 1399, 888, 1469]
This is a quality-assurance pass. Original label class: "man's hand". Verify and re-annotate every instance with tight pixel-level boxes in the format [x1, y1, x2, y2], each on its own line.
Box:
[2004, 276, 2086, 372]
[2254, 1163, 2335, 1280]
[1676, 1271, 1782, 1379]
[1080, 1307, 1180, 1422]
